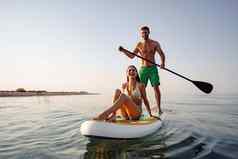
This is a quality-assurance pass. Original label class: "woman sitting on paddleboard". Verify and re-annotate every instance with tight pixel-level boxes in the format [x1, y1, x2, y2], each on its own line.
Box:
[94, 65, 154, 121]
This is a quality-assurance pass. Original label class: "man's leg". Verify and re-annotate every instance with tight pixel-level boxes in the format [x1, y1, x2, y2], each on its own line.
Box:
[153, 85, 162, 114]
[150, 66, 162, 114]
[139, 66, 149, 87]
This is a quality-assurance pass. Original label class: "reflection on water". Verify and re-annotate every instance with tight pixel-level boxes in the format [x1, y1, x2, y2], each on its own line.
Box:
[84, 139, 131, 159]
[83, 133, 167, 159]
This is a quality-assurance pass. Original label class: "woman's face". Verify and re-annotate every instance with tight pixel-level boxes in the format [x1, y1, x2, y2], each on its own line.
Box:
[127, 66, 138, 78]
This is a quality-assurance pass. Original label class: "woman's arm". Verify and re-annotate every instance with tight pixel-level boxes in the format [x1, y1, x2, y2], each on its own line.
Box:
[139, 83, 152, 117]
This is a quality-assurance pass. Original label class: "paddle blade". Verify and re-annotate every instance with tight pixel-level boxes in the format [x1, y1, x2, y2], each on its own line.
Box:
[192, 81, 213, 94]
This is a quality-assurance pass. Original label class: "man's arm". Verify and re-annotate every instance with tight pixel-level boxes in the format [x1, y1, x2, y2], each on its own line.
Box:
[118, 45, 139, 59]
[155, 42, 165, 68]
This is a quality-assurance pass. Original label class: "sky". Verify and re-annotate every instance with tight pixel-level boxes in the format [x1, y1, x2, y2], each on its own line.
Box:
[0, 0, 237, 96]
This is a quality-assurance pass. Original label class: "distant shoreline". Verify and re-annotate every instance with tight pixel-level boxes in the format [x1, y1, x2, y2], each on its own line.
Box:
[0, 91, 100, 97]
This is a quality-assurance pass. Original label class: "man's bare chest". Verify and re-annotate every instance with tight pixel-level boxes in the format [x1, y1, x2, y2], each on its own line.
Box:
[138, 42, 156, 55]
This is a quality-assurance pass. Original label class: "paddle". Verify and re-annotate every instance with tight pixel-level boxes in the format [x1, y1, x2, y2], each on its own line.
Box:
[119, 47, 213, 94]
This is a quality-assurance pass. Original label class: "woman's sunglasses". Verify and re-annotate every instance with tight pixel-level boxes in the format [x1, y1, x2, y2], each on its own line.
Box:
[128, 69, 136, 72]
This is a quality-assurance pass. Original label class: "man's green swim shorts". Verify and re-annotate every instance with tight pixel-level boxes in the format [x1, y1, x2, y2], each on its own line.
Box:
[139, 65, 160, 87]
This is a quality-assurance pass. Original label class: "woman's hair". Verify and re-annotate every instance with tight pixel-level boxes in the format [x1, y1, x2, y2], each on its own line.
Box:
[127, 65, 140, 82]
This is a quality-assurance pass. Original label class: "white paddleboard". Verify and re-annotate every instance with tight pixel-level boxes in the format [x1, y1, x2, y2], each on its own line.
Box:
[80, 113, 165, 139]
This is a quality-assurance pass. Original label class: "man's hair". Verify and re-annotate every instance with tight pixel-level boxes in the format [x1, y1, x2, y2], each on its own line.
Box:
[140, 26, 150, 32]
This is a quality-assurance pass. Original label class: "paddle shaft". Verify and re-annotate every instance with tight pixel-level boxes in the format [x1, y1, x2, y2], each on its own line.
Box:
[126, 51, 193, 82]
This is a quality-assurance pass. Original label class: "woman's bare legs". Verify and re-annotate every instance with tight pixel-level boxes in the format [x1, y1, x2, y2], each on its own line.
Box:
[106, 89, 122, 121]
[94, 89, 140, 120]
[119, 106, 129, 120]
[112, 89, 121, 103]
[111, 89, 129, 120]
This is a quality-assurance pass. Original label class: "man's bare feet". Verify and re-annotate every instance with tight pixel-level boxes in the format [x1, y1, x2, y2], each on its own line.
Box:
[151, 115, 161, 120]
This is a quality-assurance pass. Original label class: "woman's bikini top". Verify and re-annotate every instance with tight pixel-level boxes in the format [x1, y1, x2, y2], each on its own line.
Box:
[124, 83, 142, 100]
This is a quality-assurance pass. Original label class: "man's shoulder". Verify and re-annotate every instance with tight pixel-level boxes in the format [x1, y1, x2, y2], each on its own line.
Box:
[150, 39, 160, 45]
[135, 42, 142, 49]
[136, 41, 142, 46]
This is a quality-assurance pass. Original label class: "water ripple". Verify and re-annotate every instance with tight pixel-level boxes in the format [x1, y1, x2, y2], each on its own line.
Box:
[0, 95, 238, 159]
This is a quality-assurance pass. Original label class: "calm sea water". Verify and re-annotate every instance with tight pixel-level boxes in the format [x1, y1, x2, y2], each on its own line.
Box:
[0, 93, 238, 159]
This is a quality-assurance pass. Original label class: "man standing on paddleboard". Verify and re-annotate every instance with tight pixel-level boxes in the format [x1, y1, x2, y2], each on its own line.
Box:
[119, 26, 165, 114]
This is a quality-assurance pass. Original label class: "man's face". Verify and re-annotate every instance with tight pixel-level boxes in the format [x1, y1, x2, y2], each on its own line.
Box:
[140, 29, 149, 40]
